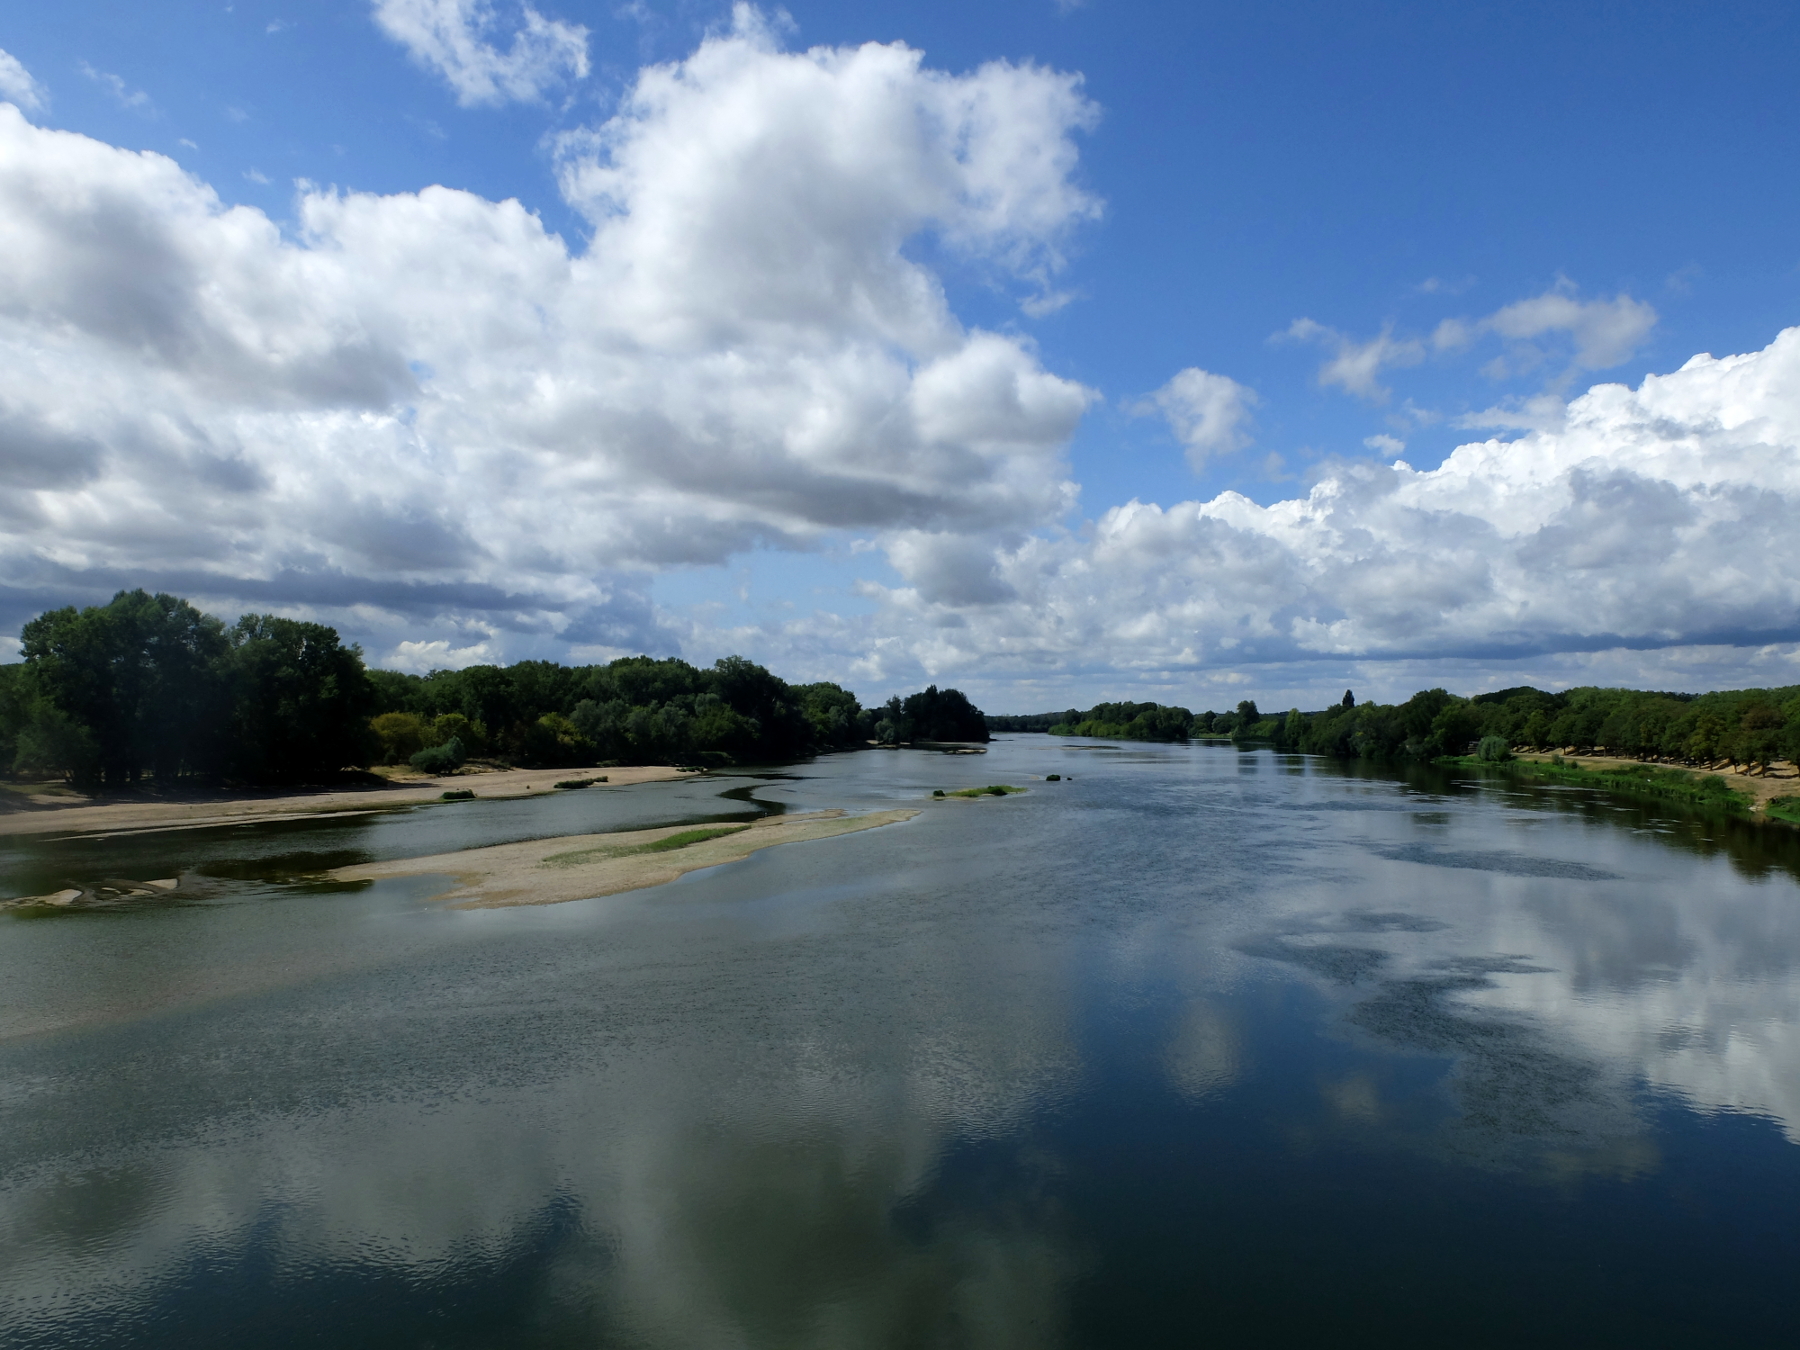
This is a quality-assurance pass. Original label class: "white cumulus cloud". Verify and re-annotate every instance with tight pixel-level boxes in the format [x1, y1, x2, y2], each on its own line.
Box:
[832, 327, 1800, 695]
[0, 18, 1099, 660]
[0, 48, 46, 113]
[1144, 368, 1258, 469]
[372, 0, 590, 107]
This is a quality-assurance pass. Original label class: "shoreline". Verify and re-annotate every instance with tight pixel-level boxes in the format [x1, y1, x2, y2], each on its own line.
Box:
[1510, 752, 1798, 816]
[1445, 752, 1799, 823]
[328, 807, 920, 908]
[0, 765, 693, 840]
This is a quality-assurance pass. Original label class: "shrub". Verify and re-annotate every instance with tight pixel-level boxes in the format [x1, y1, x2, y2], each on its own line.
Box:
[12, 705, 100, 785]
[431, 712, 487, 757]
[1045, 773, 1061, 781]
[441, 788, 475, 801]
[1476, 735, 1513, 762]
[371, 712, 428, 765]
[519, 711, 594, 768]
[410, 736, 465, 775]
[933, 789, 946, 797]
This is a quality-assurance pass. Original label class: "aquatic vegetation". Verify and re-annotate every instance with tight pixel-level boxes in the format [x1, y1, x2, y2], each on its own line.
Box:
[542, 824, 750, 868]
[943, 784, 1026, 797]
[1767, 796, 1800, 825]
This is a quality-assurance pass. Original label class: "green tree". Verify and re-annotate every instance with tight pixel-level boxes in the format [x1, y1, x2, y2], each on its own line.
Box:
[228, 615, 377, 782]
[20, 589, 230, 786]
[900, 685, 989, 743]
[370, 712, 430, 765]
[12, 705, 100, 782]
[796, 681, 864, 749]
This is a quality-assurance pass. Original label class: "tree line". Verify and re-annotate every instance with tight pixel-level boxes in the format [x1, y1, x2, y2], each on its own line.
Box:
[0, 591, 375, 788]
[1046, 702, 1197, 742]
[0, 590, 989, 787]
[1251, 684, 1800, 768]
[991, 683, 1800, 769]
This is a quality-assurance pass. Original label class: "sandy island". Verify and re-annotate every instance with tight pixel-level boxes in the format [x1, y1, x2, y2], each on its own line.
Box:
[327, 807, 920, 908]
[0, 765, 692, 839]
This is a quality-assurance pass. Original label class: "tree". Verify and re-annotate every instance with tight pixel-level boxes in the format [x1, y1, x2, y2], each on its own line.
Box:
[899, 685, 989, 743]
[708, 655, 810, 757]
[228, 615, 377, 782]
[11, 705, 99, 782]
[0, 662, 36, 774]
[1342, 689, 1355, 708]
[19, 590, 230, 786]
[371, 712, 430, 765]
[796, 681, 864, 749]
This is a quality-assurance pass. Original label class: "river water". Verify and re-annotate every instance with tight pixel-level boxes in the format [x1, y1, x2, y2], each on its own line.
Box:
[2, 739, 1798, 1347]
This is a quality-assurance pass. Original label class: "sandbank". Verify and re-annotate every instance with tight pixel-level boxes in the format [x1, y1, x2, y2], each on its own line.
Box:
[0, 765, 690, 839]
[327, 807, 920, 908]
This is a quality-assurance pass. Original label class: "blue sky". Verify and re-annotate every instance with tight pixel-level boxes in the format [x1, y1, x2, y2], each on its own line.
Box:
[3, 1, 1800, 710]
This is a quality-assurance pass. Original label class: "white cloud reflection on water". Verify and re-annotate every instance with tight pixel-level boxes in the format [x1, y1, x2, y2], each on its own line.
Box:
[0, 836, 1086, 1345]
[1229, 773, 1800, 1152]
[3, 747, 1800, 1341]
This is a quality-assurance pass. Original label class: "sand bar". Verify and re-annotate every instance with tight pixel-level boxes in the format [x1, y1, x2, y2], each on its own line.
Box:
[0, 765, 690, 839]
[328, 807, 921, 908]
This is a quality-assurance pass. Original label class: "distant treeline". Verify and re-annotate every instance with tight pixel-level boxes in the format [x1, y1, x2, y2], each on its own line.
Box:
[1253, 685, 1800, 767]
[0, 590, 987, 787]
[988, 702, 1200, 740]
[991, 684, 1800, 768]
[1053, 702, 1197, 741]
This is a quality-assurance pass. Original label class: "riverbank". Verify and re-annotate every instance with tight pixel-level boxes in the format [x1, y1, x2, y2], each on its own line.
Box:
[1443, 752, 1800, 821]
[0, 765, 693, 839]
[329, 807, 919, 908]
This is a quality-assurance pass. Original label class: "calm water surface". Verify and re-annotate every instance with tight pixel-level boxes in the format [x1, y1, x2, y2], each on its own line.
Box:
[3, 740, 1799, 1347]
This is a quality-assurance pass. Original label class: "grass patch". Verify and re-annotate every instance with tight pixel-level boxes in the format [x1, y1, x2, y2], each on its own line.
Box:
[942, 784, 1027, 798]
[440, 789, 475, 801]
[1441, 755, 1752, 816]
[541, 824, 750, 868]
[553, 776, 607, 789]
[1767, 796, 1800, 825]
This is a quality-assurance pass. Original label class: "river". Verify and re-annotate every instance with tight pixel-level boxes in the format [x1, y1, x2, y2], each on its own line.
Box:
[3, 738, 1798, 1347]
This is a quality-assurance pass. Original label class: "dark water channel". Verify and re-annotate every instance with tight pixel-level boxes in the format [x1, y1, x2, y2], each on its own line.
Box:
[3, 740, 1798, 1347]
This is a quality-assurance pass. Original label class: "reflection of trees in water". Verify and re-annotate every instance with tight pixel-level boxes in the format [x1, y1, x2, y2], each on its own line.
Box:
[1307, 754, 1800, 886]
